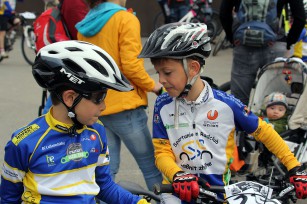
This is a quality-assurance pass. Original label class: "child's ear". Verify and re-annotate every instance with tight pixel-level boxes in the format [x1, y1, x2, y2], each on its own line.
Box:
[189, 60, 201, 76]
[62, 90, 79, 108]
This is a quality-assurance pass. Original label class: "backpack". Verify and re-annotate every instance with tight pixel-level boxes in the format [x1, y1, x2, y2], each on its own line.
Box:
[232, 0, 279, 47]
[33, 3, 71, 52]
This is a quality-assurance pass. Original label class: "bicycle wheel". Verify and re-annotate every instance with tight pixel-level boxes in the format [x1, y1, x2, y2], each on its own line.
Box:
[21, 27, 36, 66]
[212, 31, 226, 56]
[207, 11, 222, 42]
[153, 11, 164, 30]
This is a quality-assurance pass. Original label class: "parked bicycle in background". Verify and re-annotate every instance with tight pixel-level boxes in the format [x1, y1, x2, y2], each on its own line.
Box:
[179, 0, 222, 41]
[153, 0, 222, 42]
[20, 11, 36, 66]
[0, 11, 36, 65]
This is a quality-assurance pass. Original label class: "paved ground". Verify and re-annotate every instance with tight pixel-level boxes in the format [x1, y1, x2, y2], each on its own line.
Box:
[0, 37, 233, 190]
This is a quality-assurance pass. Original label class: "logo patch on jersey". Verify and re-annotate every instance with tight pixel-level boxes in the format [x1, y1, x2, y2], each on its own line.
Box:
[42, 141, 65, 151]
[165, 123, 189, 130]
[46, 155, 56, 166]
[90, 134, 96, 141]
[90, 148, 99, 153]
[202, 121, 219, 128]
[179, 140, 213, 171]
[12, 124, 40, 146]
[207, 110, 218, 120]
[243, 106, 250, 116]
[154, 114, 160, 124]
[61, 143, 89, 163]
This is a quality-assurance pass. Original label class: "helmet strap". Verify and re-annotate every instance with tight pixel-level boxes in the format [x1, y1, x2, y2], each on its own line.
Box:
[178, 59, 203, 98]
[55, 92, 84, 135]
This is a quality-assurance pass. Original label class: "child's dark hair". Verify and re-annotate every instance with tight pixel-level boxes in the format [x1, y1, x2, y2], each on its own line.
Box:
[49, 86, 73, 105]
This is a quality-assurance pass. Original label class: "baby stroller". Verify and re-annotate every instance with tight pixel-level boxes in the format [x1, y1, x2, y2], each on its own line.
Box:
[244, 57, 307, 187]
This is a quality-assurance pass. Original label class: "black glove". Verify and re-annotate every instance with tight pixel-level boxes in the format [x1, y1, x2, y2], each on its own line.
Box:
[172, 171, 200, 202]
[289, 166, 307, 199]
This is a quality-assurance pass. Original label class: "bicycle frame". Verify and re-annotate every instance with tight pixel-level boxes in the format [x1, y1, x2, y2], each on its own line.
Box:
[179, 0, 212, 23]
[22, 25, 35, 49]
[179, 10, 196, 23]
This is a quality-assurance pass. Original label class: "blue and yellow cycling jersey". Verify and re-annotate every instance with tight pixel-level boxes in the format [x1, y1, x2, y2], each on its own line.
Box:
[152, 81, 300, 187]
[0, 108, 141, 204]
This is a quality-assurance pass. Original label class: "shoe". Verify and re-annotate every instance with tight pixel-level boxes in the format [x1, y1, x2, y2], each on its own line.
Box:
[1, 52, 8, 58]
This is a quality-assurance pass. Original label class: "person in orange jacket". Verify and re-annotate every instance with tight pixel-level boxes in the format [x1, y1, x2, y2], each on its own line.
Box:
[77, 0, 163, 192]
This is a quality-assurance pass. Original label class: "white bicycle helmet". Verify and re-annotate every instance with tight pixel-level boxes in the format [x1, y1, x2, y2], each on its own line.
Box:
[139, 22, 211, 60]
[33, 40, 132, 93]
[32, 41, 133, 133]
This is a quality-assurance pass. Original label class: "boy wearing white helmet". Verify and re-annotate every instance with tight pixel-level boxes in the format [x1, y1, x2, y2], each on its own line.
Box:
[0, 41, 149, 204]
[139, 22, 307, 203]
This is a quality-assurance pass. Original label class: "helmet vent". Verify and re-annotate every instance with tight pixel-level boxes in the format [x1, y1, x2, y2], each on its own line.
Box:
[48, 50, 59, 54]
[166, 36, 182, 50]
[85, 59, 109, 77]
[65, 47, 83, 52]
[94, 50, 117, 73]
[62, 59, 85, 73]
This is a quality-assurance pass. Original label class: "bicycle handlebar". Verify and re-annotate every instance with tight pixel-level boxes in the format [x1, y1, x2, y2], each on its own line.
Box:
[153, 180, 296, 203]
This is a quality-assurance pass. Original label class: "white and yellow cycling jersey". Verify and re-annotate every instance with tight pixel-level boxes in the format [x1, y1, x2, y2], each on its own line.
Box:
[152, 80, 300, 190]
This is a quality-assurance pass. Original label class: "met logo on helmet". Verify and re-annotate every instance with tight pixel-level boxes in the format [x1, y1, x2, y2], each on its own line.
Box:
[60, 68, 85, 84]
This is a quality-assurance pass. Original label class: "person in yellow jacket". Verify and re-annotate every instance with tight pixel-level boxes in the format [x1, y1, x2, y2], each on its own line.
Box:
[293, 0, 307, 62]
[76, 0, 163, 192]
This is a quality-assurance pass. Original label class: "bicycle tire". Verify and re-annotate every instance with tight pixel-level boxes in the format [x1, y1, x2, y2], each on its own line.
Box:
[21, 28, 36, 66]
[208, 11, 222, 42]
[218, 81, 230, 92]
[212, 38, 223, 56]
[207, 21, 217, 40]
[212, 31, 226, 56]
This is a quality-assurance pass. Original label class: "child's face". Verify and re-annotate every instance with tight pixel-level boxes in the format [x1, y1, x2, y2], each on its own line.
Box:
[154, 59, 188, 97]
[266, 104, 286, 120]
[74, 91, 107, 125]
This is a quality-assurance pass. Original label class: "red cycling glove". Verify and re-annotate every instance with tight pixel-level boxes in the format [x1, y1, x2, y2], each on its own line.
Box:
[172, 171, 200, 202]
[289, 166, 307, 199]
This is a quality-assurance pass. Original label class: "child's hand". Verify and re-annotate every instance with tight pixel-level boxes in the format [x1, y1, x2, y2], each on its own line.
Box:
[172, 171, 200, 202]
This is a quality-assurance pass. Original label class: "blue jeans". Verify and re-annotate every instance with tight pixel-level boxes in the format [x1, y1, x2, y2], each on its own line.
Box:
[99, 107, 162, 191]
[231, 42, 286, 105]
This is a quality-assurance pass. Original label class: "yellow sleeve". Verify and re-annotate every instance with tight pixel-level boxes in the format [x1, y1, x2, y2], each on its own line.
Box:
[251, 118, 300, 171]
[153, 138, 182, 183]
[137, 199, 150, 204]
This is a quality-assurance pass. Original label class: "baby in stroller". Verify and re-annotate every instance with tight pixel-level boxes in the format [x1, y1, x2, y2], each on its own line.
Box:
[241, 57, 307, 177]
[261, 92, 289, 134]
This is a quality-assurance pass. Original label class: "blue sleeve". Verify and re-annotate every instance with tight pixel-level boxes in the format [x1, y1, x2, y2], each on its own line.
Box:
[0, 136, 29, 203]
[94, 125, 141, 203]
[298, 28, 306, 41]
[4, 1, 12, 12]
[214, 90, 259, 133]
[152, 93, 171, 139]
